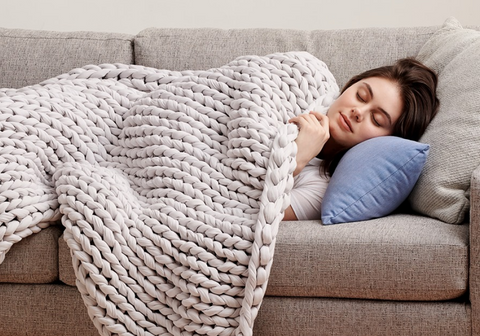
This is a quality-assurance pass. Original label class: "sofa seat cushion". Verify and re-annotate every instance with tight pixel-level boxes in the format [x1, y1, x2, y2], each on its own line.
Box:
[0, 284, 470, 336]
[0, 284, 98, 336]
[0, 225, 62, 283]
[58, 232, 76, 286]
[267, 214, 468, 301]
[254, 297, 470, 336]
[60, 214, 469, 301]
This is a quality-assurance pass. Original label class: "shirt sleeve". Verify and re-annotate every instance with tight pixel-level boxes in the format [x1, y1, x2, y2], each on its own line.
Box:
[289, 161, 329, 220]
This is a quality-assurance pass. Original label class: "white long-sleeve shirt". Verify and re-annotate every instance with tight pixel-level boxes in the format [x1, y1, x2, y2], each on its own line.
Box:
[289, 158, 330, 220]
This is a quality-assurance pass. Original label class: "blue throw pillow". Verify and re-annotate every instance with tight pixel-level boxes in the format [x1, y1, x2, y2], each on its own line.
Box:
[321, 136, 430, 225]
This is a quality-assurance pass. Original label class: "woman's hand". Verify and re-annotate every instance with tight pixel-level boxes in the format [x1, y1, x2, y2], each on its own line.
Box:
[289, 111, 330, 176]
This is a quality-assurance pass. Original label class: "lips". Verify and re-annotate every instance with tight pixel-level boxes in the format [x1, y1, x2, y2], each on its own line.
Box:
[339, 113, 353, 133]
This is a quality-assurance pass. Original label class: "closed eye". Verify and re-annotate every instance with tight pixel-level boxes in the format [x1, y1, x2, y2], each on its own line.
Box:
[363, 82, 393, 127]
[356, 92, 365, 102]
[372, 113, 381, 126]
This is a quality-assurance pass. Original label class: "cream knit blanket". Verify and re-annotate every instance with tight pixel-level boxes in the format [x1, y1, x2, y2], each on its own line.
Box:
[0, 52, 338, 336]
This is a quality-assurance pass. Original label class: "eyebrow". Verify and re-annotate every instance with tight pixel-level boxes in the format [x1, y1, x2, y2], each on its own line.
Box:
[363, 82, 393, 126]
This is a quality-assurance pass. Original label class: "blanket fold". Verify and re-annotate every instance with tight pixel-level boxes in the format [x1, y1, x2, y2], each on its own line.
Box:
[0, 52, 338, 336]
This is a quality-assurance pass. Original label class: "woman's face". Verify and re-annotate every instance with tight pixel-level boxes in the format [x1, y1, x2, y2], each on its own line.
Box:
[326, 76, 403, 151]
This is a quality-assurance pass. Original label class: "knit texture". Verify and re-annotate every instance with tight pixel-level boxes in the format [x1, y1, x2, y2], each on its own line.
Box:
[0, 52, 338, 335]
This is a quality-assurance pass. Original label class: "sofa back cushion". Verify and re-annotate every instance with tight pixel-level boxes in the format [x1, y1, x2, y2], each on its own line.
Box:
[0, 28, 134, 89]
[409, 18, 480, 224]
[134, 26, 439, 89]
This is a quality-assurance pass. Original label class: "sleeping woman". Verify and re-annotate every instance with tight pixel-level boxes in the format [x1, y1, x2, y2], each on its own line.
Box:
[284, 58, 440, 221]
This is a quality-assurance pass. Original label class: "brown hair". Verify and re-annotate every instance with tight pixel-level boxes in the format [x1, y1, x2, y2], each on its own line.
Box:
[325, 57, 440, 175]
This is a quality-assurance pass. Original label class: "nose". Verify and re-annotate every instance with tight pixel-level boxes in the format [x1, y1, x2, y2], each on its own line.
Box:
[351, 107, 365, 122]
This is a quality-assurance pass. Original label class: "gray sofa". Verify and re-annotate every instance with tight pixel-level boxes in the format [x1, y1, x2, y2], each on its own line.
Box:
[0, 21, 478, 336]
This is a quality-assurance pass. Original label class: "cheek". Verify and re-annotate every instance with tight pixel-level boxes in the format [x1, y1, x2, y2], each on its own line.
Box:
[328, 94, 348, 111]
[326, 101, 337, 115]
[359, 124, 393, 141]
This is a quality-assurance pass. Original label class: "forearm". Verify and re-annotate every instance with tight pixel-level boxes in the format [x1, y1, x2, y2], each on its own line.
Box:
[283, 205, 298, 220]
[293, 155, 310, 176]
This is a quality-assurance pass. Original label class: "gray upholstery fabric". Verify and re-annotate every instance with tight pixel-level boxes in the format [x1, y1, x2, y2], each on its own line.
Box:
[254, 297, 470, 336]
[0, 28, 134, 89]
[268, 215, 468, 301]
[58, 232, 76, 286]
[410, 18, 480, 224]
[59, 215, 469, 301]
[134, 26, 439, 88]
[470, 165, 480, 336]
[0, 23, 478, 336]
[0, 284, 98, 336]
[0, 225, 62, 283]
[0, 284, 470, 336]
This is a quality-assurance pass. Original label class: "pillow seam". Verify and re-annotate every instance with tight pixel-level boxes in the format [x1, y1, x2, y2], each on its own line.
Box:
[329, 148, 428, 221]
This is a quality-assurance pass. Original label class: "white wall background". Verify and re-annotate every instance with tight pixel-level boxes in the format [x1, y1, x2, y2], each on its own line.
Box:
[3, 0, 479, 34]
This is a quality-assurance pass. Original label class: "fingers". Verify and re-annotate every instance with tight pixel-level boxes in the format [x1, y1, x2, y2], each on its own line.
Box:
[310, 111, 329, 128]
[289, 114, 318, 126]
[291, 111, 331, 173]
[289, 111, 329, 129]
[309, 110, 327, 121]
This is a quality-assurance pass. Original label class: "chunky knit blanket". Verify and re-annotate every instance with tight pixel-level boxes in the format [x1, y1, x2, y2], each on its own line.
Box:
[0, 52, 338, 336]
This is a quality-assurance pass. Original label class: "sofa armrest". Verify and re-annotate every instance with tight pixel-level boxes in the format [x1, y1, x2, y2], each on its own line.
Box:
[470, 164, 480, 335]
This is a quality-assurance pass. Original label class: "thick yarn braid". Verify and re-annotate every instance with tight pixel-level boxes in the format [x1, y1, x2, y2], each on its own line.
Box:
[0, 52, 339, 335]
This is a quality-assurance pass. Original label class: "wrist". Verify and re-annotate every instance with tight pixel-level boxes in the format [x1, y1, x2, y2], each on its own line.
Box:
[293, 158, 309, 176]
